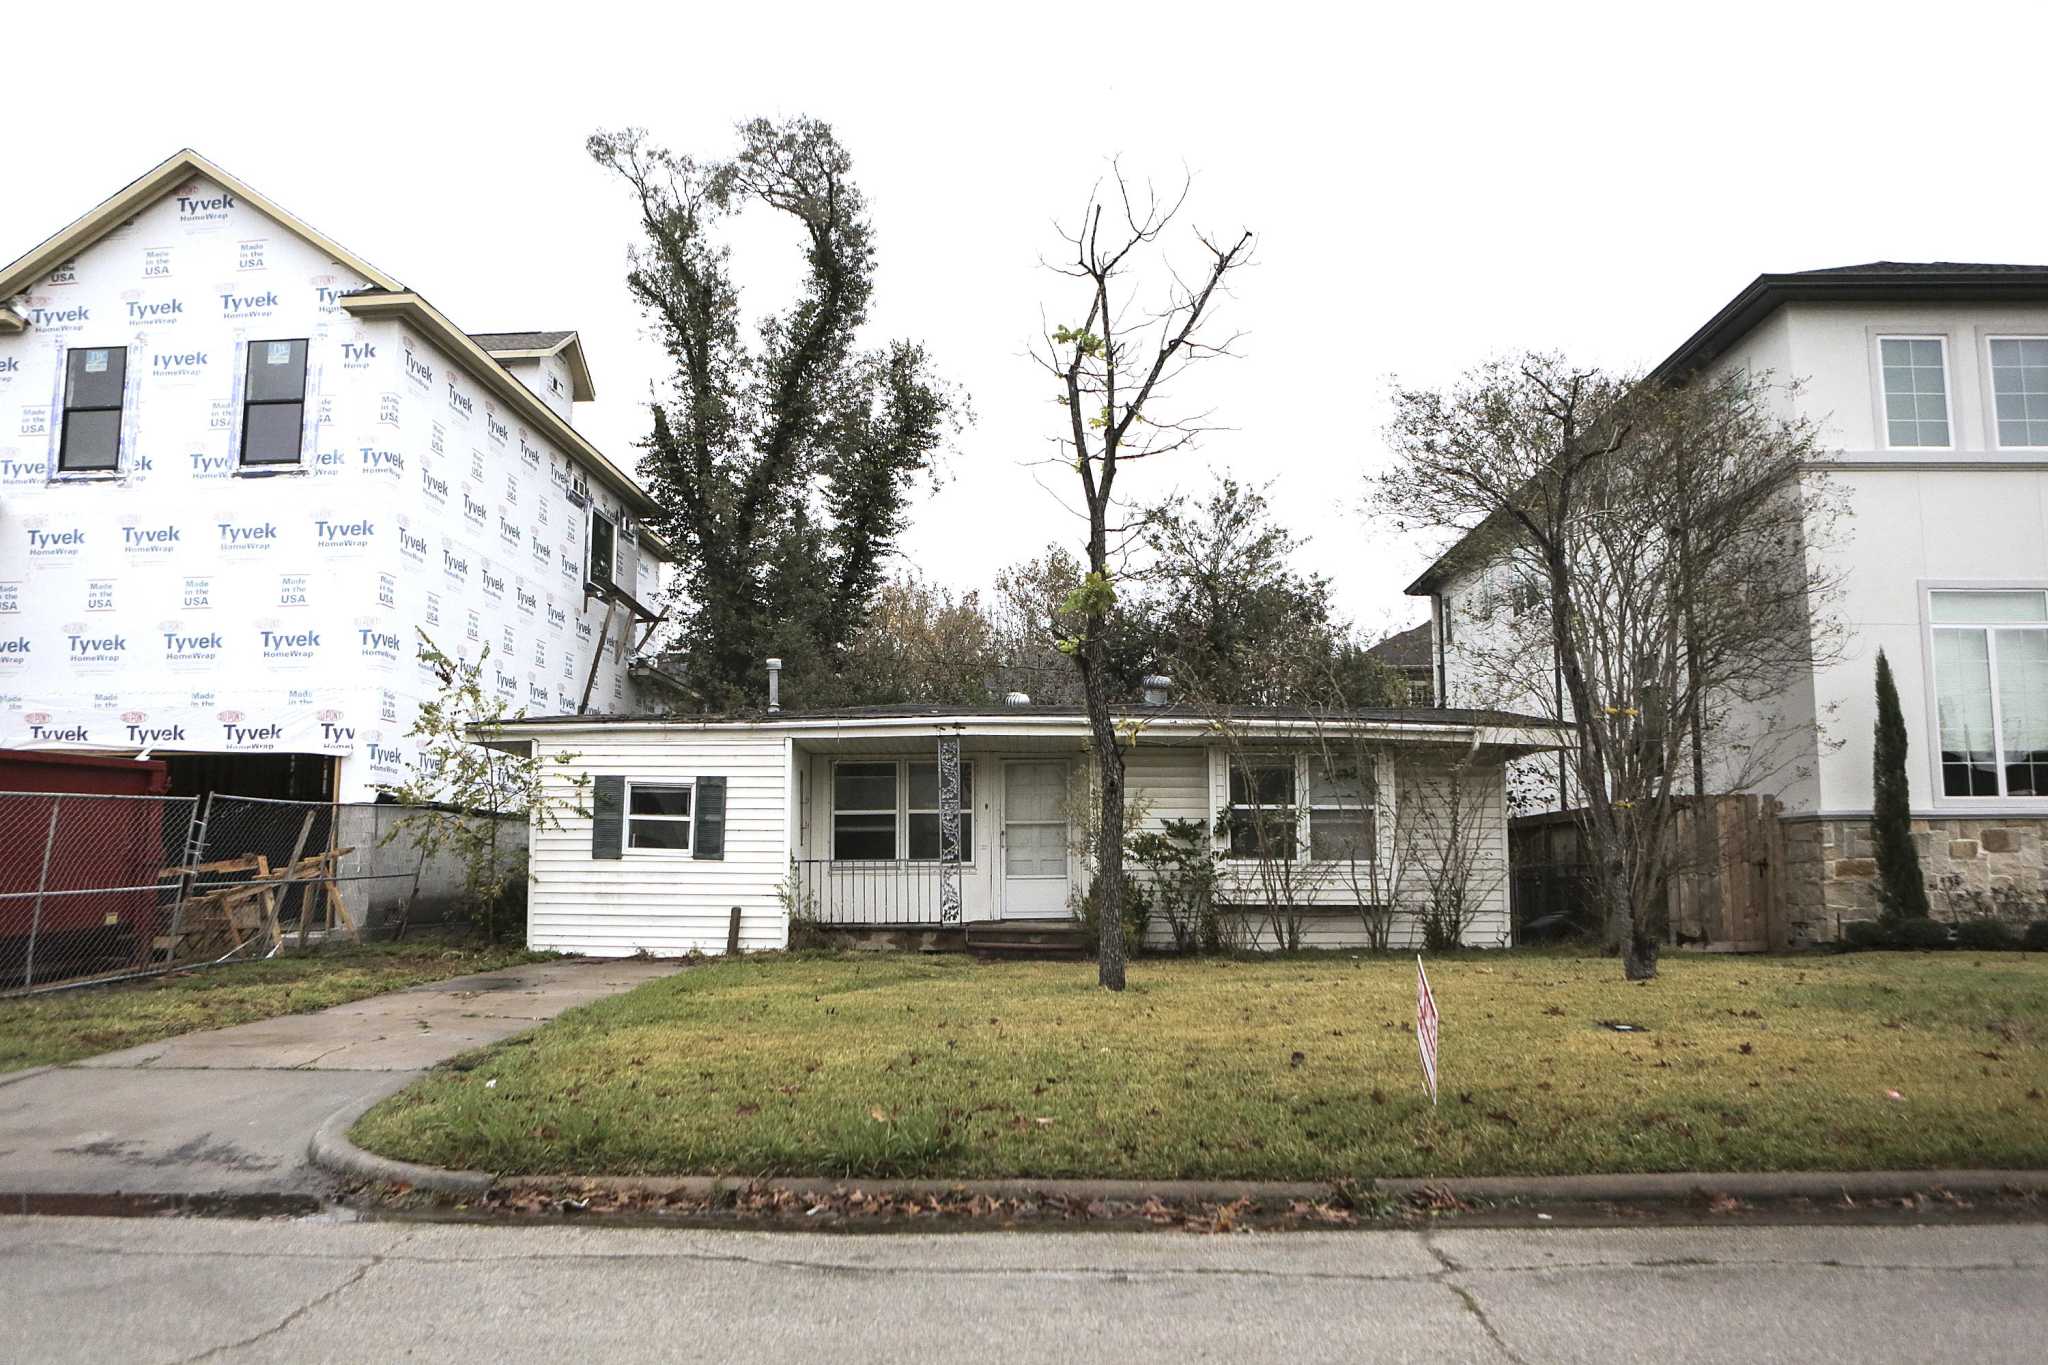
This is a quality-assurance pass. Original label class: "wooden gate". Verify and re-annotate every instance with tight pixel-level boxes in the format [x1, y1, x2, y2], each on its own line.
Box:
[1667, 795, 1787, 951]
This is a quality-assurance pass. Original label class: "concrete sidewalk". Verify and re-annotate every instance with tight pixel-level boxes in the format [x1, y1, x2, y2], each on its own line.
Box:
[0, 957, 672, 1202]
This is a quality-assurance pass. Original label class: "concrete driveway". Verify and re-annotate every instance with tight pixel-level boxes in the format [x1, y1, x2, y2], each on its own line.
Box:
[0, 957, 673, 1201]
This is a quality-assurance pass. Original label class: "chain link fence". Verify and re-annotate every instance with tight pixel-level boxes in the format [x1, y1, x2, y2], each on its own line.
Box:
[1, 791, 527, 996]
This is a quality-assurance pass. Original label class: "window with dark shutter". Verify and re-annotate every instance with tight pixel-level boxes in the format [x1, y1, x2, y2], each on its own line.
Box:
[693, 776, 726, 859]
[590, 775, 625, 859]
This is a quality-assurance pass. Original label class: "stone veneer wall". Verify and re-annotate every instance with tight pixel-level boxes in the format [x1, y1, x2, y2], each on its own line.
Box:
[1781, 815, 2048, 941]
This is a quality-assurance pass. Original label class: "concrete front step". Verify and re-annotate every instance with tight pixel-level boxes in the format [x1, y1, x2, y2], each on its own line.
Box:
[964, 920, 1089, 957]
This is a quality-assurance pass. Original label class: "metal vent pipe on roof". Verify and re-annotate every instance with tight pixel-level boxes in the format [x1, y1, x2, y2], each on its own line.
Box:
[766, 658, 782, 714]
[1141, 675, 1173, 707]
[1004, 691, 1031, 707]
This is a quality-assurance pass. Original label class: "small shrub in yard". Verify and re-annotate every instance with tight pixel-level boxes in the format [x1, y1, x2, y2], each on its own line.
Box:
[1954, 919, 2021, 951]
[1896, 917, 1953, 950]
[1079, 877, 1151, 957]
[1843, 919, 1895, 950]
[2025, 919, 2048, 952]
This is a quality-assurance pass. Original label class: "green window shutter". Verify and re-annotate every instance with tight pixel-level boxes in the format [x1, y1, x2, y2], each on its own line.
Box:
[591, 775, 625, 859]
[694, 776, 726, 860]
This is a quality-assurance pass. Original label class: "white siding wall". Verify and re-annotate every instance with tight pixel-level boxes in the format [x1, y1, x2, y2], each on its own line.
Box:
[521, 727, 1515, 955]
[1127, 744, 1209, 833]
[528, 730, 792, 956]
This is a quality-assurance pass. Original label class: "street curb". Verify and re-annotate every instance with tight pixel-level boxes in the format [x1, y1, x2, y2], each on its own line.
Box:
[483, 1169, 2048, 1205]
[308, 1101, 2048, 1208]
[307, 1091, 495, 1198]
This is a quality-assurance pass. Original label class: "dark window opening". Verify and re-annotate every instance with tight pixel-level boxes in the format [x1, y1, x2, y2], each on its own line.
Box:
[240, 339, 308, 466]
[589, 510, 616, 587]
[59, 346, 127, 472]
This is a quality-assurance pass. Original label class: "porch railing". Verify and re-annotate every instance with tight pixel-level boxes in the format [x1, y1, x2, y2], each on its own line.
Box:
[789, 858, 950, 927]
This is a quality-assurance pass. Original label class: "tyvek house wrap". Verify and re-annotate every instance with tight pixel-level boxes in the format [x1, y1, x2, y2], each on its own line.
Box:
[0, 176, 659, 800]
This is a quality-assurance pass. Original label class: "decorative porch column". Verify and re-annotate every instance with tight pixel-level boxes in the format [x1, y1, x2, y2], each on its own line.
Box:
[937, 735, 963, 924]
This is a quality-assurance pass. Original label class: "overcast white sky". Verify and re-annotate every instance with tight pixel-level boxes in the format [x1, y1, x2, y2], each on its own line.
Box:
[10, 1, 2048, 640]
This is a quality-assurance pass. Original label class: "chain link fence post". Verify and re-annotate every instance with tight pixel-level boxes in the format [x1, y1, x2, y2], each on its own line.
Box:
[23, 795, 60, 990]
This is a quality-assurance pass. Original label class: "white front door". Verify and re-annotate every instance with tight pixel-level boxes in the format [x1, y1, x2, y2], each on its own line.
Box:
[1001, 760, 1071, 918]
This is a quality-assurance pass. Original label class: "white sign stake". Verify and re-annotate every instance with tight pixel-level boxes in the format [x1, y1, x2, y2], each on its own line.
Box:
[1416, 955, 1440, 1106]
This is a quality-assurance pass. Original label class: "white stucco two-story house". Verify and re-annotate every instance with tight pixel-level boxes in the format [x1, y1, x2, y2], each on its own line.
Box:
[1417, 262, 2048, 933]
[0, 150, 672, 802]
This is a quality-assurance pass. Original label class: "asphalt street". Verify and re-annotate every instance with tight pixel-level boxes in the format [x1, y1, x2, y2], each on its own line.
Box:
[3, 1214, 2042, 1363]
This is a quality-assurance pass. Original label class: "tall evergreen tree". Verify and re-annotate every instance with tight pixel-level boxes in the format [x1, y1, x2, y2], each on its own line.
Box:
[590, 120, 958, 709]
[1871, 649, 1931, 922]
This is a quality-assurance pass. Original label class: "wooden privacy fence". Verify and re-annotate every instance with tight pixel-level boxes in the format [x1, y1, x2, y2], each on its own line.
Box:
[1509, 795, 1788, 951]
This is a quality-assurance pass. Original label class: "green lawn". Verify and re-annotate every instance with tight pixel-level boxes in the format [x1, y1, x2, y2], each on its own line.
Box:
[351, 950, 2048, 1181]
[0, 940, 551, 1073]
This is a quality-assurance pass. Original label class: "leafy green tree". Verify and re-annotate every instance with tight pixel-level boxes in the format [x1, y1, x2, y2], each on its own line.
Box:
[1138, 477, 1406, 708]
[822, 575, 1002, 707]
[590, 119, 961, 709]
[1872, 649, 1931, 923]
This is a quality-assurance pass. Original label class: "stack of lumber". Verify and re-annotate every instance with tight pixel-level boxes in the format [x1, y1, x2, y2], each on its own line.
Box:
[146, 846, 358, 965]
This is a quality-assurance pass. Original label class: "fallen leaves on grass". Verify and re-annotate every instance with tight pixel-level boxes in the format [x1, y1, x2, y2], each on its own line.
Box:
[451, 1177, 1491, 1233]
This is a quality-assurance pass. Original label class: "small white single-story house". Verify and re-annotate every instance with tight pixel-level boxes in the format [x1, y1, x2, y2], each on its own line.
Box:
[484, 701, 1566, 956]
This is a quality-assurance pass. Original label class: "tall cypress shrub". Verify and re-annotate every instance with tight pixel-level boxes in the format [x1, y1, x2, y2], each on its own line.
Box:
[1872, 650, 1931, 922]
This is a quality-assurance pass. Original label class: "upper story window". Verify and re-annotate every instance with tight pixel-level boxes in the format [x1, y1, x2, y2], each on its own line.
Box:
[58, 346, 127, 472]
[1878, 336, 1951, 448]
[1929, 589, 2048, 798]
[589, 509, 616, 587]
[240, 339, 308, 466]
[1875, 335, 1941, 448]
[1989, 338, 2048, 448]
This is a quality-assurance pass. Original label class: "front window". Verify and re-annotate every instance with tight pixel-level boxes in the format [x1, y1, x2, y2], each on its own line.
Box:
[832, 762, 899, 860]
[832, 759, 975, 860]
[1308, 760, 1375, 859]
[1989, 337, 2048, 448]
[907, 761, 974, 858]
[58, 346, 127, 472]
[1227, 759, 1298, 859]
[1931, 589, 2048, 797]
[241, 339, 308, 466]
[1879, 336, 1951, 448]
[627, 782, 692, 850]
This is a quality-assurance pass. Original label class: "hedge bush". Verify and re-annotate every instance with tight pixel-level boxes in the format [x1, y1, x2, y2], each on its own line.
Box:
[1896, 918, 1953, 950]
[1952, 920, 2020, 951]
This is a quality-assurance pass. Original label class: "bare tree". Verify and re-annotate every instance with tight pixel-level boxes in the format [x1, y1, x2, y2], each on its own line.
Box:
[1032, 169, 1253, 990]
[1373, 356, 1842, 979]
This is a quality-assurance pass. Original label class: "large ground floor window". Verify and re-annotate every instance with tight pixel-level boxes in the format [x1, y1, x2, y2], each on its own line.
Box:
[1931, 589, 2048, 797]
[831, 759, 975, 860]
[1224, 754, 1376, 861]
